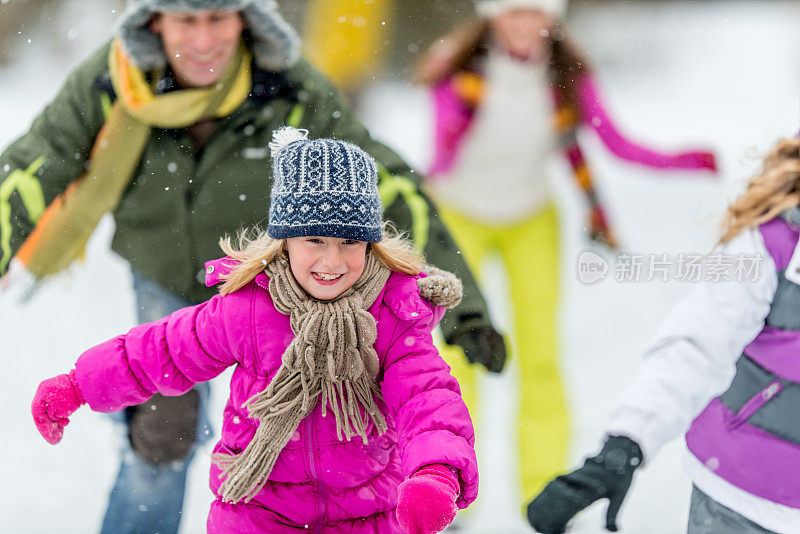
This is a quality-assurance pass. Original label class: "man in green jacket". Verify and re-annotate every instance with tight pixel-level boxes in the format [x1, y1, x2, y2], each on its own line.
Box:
[1, 1, 504, 532]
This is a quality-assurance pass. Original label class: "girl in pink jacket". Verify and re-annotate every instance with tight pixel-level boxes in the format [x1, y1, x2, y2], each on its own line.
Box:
[31, 127, 479, 533]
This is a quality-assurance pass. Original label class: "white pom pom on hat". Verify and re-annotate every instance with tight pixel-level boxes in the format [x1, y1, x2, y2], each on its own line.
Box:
[476, 0, 568, 18]
[269, 126, 309, 158]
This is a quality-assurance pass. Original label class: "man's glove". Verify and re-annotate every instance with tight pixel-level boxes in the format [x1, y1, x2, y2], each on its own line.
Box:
[527, 436, 642, 533]
[448, 326, 507, 373]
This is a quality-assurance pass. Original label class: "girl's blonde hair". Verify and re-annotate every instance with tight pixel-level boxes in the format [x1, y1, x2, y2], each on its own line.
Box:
[218, 224, 425, 296]
[719, 137, 800, 244]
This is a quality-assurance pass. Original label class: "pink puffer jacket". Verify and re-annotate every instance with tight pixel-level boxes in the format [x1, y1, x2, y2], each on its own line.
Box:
[73, 260, 478, 533]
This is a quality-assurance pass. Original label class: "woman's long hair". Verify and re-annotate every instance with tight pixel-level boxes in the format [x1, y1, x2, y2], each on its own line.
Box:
[719, 137, 800, 244]
[413, 16, 589, 109]
[218, 224, 425, 296]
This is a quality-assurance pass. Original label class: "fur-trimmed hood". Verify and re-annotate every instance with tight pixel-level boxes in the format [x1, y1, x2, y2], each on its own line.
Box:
[116, 0, 300, 72]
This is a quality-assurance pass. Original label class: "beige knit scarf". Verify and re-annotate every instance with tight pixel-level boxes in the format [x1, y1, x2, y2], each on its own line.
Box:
[212, 250, 391, 503]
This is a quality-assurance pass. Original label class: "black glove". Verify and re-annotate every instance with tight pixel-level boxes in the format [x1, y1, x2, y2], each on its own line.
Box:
[527, 436, 642, 533]
[448, 325, 507, 373]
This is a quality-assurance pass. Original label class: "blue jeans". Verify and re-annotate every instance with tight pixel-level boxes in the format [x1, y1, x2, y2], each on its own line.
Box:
[100, 271, 213, 534]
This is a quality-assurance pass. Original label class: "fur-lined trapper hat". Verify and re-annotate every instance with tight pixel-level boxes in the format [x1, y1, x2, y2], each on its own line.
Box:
[116, 0, 300, 71]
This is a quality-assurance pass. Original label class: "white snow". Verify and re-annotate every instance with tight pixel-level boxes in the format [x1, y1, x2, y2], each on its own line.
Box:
[1, 1, 799, 533]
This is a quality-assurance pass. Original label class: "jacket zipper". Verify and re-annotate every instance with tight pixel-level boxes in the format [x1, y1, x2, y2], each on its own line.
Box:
[730, 379, 783, 427]
[304, 412, 326, 533]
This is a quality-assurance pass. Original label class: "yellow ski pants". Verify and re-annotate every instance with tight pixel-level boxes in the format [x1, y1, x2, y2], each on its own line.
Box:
[438, 204, 568, 504]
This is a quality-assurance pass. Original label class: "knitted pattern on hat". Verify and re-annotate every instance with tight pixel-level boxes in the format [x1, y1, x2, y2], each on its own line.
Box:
[116, 0, 300, 71]
[476, 0, 568, 17]
[267, 127, 383, 243]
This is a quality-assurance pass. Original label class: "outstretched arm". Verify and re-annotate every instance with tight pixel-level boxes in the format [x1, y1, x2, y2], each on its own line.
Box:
[32, 294, 241, 444]
[605, 228, 775, 460]
[73, 293, 242, 413]
[0, 44, 109, 275]
[528, 228, 775, 533]
[577, 74, 717, 172]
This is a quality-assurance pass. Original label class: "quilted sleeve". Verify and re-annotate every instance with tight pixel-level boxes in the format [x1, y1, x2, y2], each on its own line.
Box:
[74, 289, 250, 413]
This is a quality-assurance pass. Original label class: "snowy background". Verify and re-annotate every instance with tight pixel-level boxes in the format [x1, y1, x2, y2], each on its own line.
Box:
[2, 1, 799, 533]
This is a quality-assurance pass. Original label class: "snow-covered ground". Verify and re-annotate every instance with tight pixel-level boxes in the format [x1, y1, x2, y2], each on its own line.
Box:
[1, 1, 799, 533]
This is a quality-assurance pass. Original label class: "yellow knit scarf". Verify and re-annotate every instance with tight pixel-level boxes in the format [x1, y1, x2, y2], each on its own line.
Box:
[14, 39, 251, 280]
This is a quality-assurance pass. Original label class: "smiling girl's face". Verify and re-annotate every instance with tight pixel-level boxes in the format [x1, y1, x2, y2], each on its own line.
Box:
[284, 236, 368, 300]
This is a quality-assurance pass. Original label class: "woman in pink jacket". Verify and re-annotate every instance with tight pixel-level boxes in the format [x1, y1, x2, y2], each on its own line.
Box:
[30, 127, 479, 533]
[412, 0, 717, 516]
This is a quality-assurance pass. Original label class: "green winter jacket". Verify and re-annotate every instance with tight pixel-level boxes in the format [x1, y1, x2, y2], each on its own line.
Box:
[0, 42, 491, 343]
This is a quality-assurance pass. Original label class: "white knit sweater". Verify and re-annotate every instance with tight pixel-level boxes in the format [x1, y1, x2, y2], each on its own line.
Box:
[429, 49, 557, 224]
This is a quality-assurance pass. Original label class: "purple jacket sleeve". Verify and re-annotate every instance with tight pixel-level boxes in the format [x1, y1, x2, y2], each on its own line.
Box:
[380, 311, 479, 508]
[74, 292, 244, 413]
[577, 74, 717, 172]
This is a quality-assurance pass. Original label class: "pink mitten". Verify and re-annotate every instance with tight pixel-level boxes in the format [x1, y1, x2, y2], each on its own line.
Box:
[32, 370, 85, 444]
[675, 150, 718, 172]
[396, 464, 460, 534]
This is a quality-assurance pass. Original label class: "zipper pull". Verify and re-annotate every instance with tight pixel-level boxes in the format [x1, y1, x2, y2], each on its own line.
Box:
[762, 382, 781, 400]
[730, 379, 783, 429]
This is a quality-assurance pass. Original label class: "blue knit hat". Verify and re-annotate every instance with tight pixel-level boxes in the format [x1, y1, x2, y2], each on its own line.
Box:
[267, 127, 383, 242]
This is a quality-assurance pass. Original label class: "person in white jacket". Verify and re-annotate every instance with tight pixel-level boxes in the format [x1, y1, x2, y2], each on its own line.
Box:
[528, 135, 800, 534]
